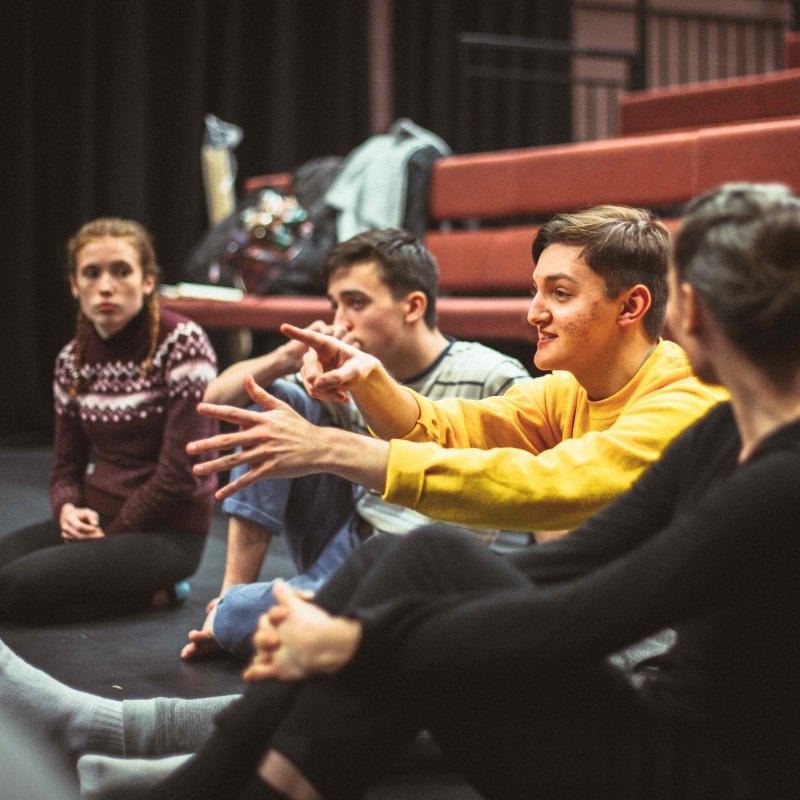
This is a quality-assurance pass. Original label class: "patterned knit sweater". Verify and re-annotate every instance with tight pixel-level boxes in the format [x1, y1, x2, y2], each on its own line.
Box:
[50, 307, 218, 536]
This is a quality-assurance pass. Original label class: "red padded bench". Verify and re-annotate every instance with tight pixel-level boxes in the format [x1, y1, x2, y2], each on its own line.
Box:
[164, 117, 800, 345]
[786, 31, 800, 69]
[161, 294, 536, 342]
[618, 67, 800, 137]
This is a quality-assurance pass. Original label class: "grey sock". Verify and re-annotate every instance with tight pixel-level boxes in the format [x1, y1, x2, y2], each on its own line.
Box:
[122, 694, 239, 756]
[0, 638, 124, 760]
[77, 753, 191, 800]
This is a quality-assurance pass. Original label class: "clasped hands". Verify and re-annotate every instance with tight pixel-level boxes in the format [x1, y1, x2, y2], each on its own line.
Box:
[59, 503, 105, 542]
[243, 579, 362, 682]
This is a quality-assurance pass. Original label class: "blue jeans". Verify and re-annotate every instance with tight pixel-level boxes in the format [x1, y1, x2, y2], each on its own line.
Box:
[214, 379, 362, 658]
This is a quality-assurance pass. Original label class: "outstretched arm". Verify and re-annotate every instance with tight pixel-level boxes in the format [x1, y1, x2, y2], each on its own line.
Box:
[188, 375, 391, 502]
[282, 323, 421, 440]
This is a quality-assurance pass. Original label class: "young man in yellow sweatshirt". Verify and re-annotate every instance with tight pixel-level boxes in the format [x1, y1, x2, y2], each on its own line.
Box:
[189, 205, 726, 539]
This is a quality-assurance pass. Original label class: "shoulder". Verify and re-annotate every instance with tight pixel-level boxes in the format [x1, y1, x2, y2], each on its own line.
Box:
[154, 308, 217, 372]
[419, 340, 532, 399]
[679, 400, 736, 448]
[53, 339, 78, 394]
[640, 339, 727, 399]
[441, 340, 529, 375]
[649, 338, 693, 373]
[157, 307, 206, 337]
[446, 339, 514, 359]
[55, 338, 78, 363]
[156, 308, 214, 350]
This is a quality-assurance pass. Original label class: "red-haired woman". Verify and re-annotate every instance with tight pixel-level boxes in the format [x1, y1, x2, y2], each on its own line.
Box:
[0, 218, 218, 622]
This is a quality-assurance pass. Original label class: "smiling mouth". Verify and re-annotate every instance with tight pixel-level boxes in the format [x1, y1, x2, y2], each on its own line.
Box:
[537, 331, 557, 342]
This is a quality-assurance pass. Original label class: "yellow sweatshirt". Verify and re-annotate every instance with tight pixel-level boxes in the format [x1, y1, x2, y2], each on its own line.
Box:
[383, 339, 727, 532]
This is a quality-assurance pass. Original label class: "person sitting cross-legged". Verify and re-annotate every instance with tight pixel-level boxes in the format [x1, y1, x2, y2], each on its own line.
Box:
[182, 228, 532, 661]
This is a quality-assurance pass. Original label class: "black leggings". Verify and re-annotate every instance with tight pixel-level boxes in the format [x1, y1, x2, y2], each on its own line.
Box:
[0, 518, 205, 622]
[139, 529, 705, 800]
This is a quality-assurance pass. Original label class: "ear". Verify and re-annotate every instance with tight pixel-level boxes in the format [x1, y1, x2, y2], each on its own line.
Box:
[69, 275, 79, 300]
[403, 290, 428, 324]
[677, 281, 705, 336]
[617, 284, 652, 328]
[142, 273, 156, 297]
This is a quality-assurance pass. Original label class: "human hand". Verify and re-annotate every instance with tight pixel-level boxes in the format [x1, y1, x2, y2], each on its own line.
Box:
[181, 597, 224, 661]
[187, 376, 326, 501]
[242, 579, 361, 682]
[281, 323, 380, 403]
[275, 320, 348, 376]
[59, 503, 106, 541]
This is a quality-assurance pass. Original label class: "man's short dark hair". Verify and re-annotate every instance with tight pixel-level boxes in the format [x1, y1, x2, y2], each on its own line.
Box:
[324, 229, 439, 328]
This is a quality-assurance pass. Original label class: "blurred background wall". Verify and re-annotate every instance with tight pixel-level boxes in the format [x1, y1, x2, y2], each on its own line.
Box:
[1, 0, 795, 443]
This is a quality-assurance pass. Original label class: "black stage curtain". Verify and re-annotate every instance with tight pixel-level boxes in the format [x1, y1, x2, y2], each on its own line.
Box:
[1, 0, 569, 443]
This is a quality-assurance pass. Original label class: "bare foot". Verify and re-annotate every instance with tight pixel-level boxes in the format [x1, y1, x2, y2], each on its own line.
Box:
[181, 600, 224, 661]
[181, 629, 224, 660]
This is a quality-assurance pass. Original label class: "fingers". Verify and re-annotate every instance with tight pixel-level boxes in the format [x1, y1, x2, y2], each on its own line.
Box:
[61, 528, 105, 542]
[271, 577, 295, 606]
[301, 354, 351, 403]
[280, 323, 333, 349]
[267, 605, 290, 626]
[180, 642, 198, 661]
[283, 323, 362, 364]
[212, 466, 262, 501]
[269, 579, 313, 616]
[191, 449, 254, 478]
[308, 319, 342, 337]
[187, 422, 271, 462]
[188, 406, 263, 447]
[61, 507, 102, 539]
[188, 385, 296, 461]
[242, 660, 281, 682]
[187, 629, 216, 643]
[243, 375, 287, 409]
[252, 625, 282, 652]
[253, 593, 289, 652]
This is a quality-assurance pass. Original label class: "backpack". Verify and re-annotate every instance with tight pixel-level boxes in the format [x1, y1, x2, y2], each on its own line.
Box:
[183, 155, 343, 295]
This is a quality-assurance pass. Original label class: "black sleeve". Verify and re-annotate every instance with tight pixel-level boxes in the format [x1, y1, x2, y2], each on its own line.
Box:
[356, 414, 794, 683]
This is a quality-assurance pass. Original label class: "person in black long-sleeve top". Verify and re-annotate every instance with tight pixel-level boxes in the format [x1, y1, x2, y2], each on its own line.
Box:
[142, 182, 800, 800]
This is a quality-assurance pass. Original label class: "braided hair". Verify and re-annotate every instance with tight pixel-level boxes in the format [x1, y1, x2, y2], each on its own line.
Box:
[66, 218, 161, 396]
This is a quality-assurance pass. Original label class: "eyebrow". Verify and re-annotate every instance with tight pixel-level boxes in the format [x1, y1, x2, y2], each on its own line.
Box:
[531, 272, 579, 287]
[80, 259, 134, 268]
[329, 289, 370, 301]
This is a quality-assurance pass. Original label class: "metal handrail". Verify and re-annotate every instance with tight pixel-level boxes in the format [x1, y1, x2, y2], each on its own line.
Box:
[457, 32, 636, 149]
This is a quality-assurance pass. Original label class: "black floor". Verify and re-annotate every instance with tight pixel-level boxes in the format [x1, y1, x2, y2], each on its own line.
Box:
[0, 445, 481, 798]
[0, 446, 266, 700]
